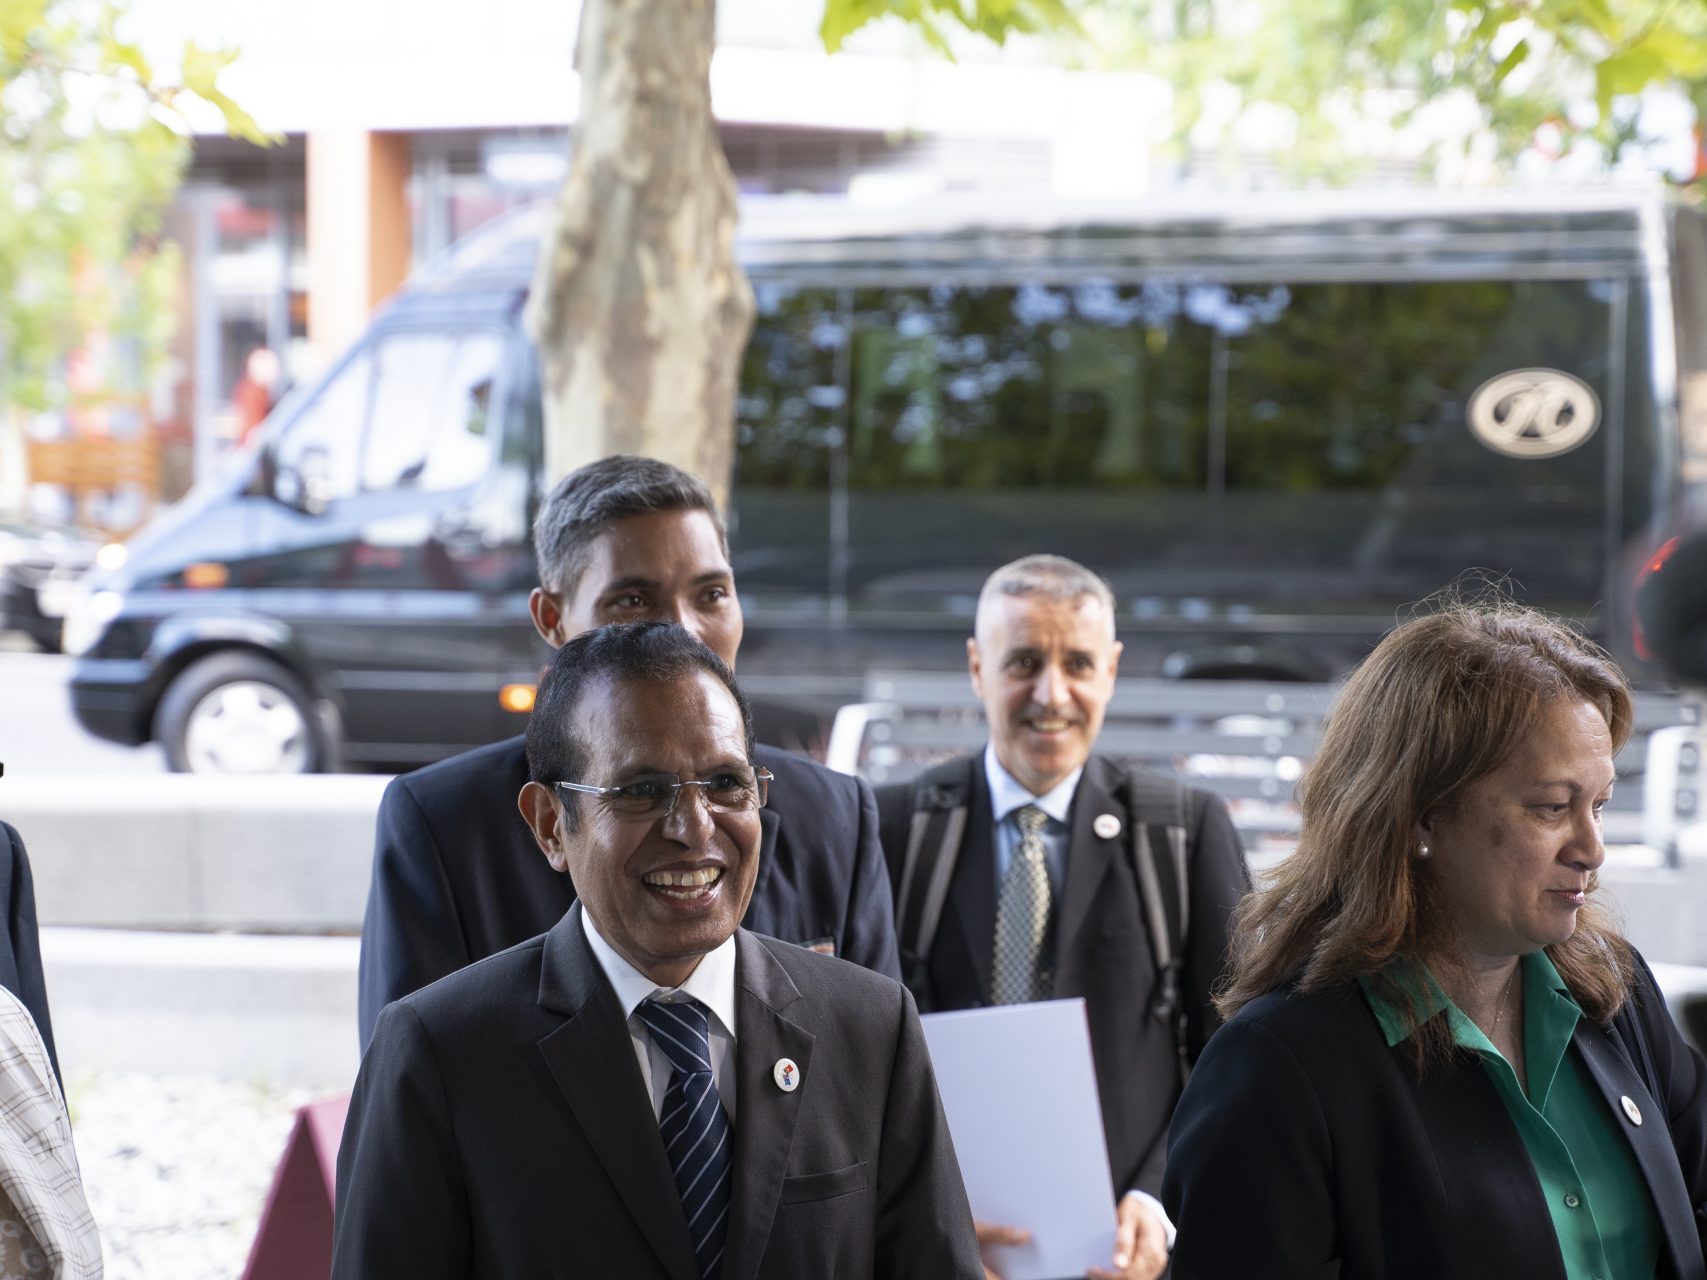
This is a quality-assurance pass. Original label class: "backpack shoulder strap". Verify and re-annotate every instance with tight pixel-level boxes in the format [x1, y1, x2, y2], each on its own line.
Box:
[893, 778, 968, 1003]
[1123, 769, 1194, 1085]
[1125, 771, 1191, 972]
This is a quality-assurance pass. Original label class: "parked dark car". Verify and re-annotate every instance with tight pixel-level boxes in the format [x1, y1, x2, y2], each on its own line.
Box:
[0, 516, 105, 652]
[63, 188, 1707, 772]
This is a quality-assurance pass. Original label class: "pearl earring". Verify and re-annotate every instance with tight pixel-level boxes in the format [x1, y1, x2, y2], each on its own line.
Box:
[1416, 842, 1431, 859]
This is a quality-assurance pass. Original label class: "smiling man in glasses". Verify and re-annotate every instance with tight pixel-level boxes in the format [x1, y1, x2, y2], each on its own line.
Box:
[334, 623, 980, 1279]
[357, 455, 901, 1047]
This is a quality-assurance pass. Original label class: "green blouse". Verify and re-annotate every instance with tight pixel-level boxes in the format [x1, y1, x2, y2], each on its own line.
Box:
[1359, 953, 1661, 1280]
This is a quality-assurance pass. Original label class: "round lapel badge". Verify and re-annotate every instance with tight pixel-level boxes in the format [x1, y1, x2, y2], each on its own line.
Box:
[1621, 1094, 1642, 1126]
[773, 1057, 800, 1093]
[1093, 813, 1122, 840]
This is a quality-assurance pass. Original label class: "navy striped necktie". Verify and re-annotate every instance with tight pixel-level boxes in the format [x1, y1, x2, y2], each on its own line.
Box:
[635, 997, 733, 1280]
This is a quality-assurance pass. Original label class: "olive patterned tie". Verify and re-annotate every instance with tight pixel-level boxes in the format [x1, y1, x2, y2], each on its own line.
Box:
[992, 804, 1053, 1005]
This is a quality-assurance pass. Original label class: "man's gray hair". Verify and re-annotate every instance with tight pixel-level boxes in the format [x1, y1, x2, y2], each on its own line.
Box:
[975, 554, 1118, 635]
[533, 455, 729, 597]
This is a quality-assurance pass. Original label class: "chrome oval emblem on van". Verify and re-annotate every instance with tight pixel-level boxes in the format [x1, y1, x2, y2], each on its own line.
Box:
[1467, 368, 1600, 459]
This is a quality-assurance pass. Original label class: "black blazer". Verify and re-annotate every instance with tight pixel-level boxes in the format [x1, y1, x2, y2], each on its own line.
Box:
[334, 909, 983, 1279]
[357, 736, 900, 1045]
[874, 752, 1249, 1197]
[0, 823, 55, 1076]
[1162, 955, 1707, 1280]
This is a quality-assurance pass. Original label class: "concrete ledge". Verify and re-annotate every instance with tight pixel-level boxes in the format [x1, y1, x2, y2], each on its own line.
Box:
[42, 927, 359, 1091]
[5, 781, 1707, 971]
[31, 922, 1704, 1097]
[1603, 866, 1707, 967]
[1602, 822, 1707, 967]
[5, 775, 389, 932]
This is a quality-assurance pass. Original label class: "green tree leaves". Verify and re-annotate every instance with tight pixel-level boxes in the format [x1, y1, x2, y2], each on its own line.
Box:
[821, 0, 1079, 57]
[0, 0, 260, 414]
[179, 41, 266, 143]
[1063, 0, 1707, 179]
[0, 0, 45, 66]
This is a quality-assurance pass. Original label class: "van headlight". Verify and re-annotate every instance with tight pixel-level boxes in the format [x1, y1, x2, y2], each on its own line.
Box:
[61, 589, 125, 657]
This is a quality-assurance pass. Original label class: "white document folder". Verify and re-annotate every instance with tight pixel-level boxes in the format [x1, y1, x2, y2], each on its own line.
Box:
[922, 997, 1117, 1280]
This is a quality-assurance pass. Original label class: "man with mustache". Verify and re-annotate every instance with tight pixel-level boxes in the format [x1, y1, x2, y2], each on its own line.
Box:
[875, 555, 1249, 1280]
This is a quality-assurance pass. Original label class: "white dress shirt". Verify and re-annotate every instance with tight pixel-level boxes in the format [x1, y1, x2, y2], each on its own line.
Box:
[583, 912, 739, 1121]
[983, 744, 1079, 894]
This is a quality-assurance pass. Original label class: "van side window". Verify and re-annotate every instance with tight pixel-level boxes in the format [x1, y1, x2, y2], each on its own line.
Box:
[839, 280, 1212, 606]
[1221, 277, 1611, 602]
[1671, 208, 1707, 485]
[272, 330, 504, 510]
[845, 281, 1209, 494]
[820, 274, 1615, 614]
[362, 331, 504, 492]
[734, 282, 842, 603]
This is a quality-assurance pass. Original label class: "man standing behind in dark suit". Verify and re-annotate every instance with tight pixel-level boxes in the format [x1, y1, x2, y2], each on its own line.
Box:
[0, 823, 56, 1077]
[358, 455, 900, 1046]
[875, 555, 1249, 1280]
[335, 623, 981, 1279]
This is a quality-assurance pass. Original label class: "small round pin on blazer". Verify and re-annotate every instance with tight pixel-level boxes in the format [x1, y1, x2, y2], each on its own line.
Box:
[774, 1058, 800, 1092]
[1621, 1094, 1642, 1125]
[1094, 813, 1122, 840]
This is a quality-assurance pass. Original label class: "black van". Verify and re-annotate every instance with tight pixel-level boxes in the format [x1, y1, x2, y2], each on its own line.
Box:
[64, 189, 1707, 771]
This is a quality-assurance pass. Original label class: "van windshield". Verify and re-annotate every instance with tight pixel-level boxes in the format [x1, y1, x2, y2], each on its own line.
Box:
[272, 329, 504, 506]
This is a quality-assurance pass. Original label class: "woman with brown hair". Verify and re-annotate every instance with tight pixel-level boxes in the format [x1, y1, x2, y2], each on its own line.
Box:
[1161, 601, 1707, 1280]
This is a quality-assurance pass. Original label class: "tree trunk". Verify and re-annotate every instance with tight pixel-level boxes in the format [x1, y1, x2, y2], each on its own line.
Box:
[526, 0, 754, 505]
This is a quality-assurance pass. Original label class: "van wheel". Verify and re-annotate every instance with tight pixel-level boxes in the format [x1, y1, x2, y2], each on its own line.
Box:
[156, 653, 322, 774]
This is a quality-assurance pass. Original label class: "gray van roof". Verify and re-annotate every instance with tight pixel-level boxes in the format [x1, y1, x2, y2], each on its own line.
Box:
[409, 184, 1676, 298]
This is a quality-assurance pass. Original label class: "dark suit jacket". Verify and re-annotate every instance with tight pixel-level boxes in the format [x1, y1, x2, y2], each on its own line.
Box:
[0, 823, 55, 1077]
[358, 736, 900, 1045]
[334, 909, 982, 1279]
[874, 752, 1248, 1197]
[1162, 956, 1707, 1280]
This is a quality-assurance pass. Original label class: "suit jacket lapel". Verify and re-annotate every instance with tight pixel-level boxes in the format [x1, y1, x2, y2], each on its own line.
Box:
[1054, 756, 1125, 975]
[749, 802, 781, 924]
[535, 907, 701, 1280]
[722, 932, 815, 1280]
[1572, 1021, 1707, 1280]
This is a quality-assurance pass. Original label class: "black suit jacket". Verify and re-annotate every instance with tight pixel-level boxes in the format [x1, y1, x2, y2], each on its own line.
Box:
[0, 823, 55, 1076]
[334, 909, 982, 1278]
[874, 752, 1248, 1198]
[1162, 956, 1707, 1280]
[358, 736, 900, 1045]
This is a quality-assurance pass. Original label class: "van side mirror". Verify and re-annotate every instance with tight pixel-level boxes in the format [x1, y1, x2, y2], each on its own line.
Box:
[249, 441, 277, 498]
[271, 446, 333, 518]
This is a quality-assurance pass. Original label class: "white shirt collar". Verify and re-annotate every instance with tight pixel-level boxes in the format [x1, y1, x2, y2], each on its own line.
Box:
[983, 742, 1082, 827]
[581, 908, 740, 1043]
